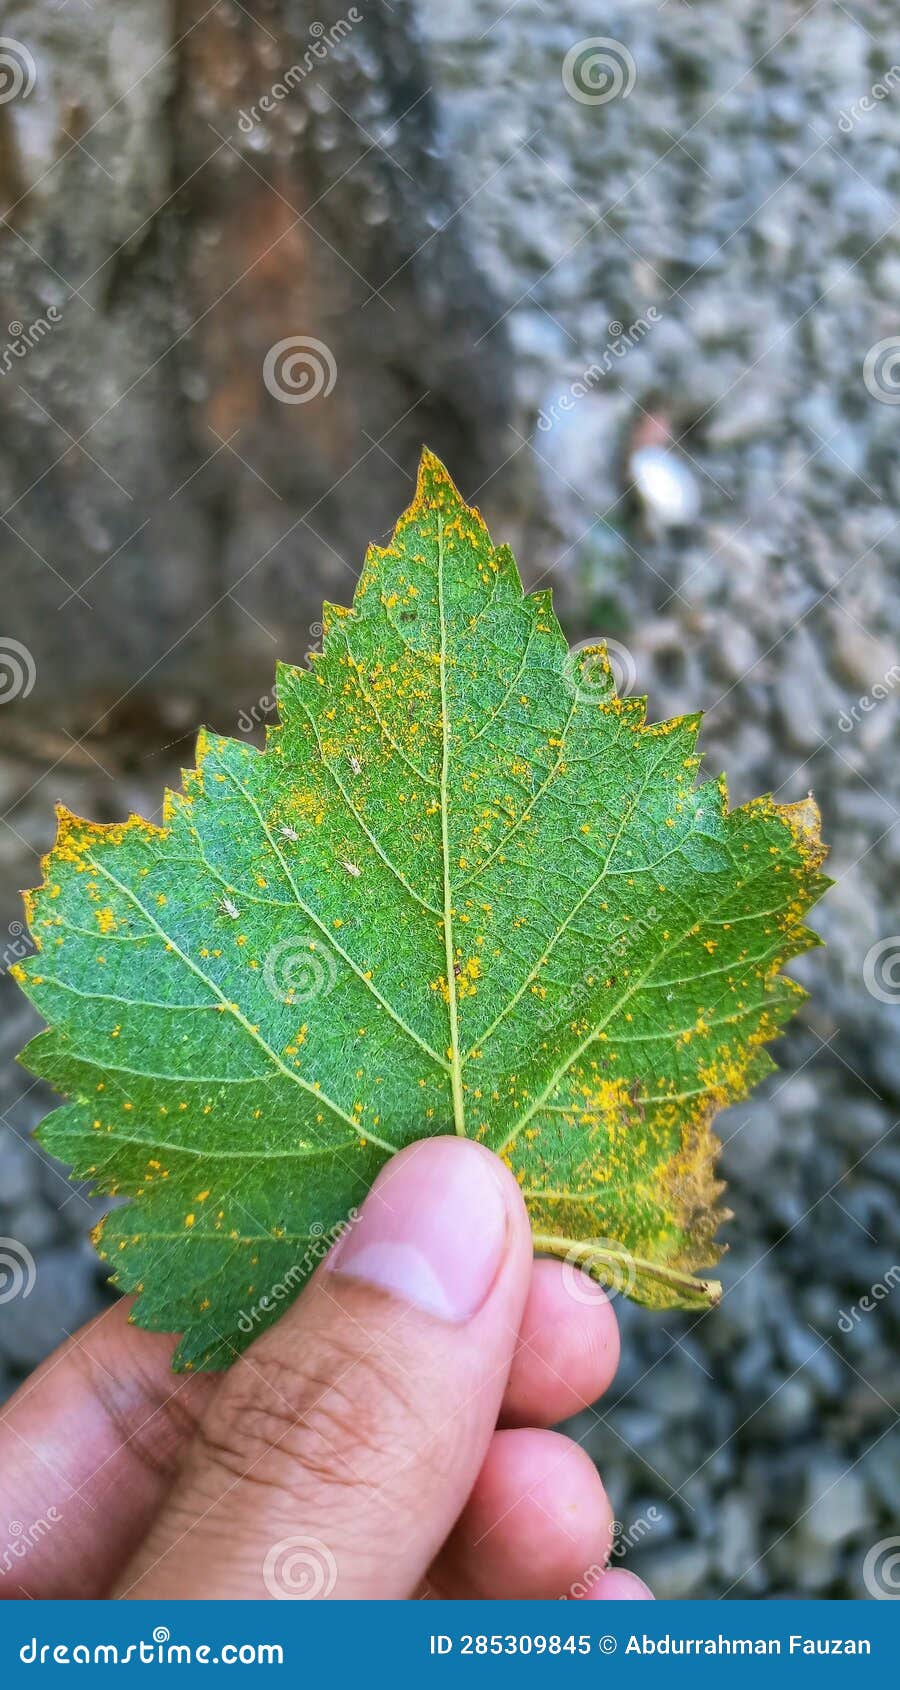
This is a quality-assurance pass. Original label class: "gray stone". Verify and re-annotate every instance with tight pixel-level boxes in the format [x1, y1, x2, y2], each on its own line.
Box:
[774, 1532, 839, 1593]
[802, 1464, 869, 1548]
[705, 381, 779, 446]
[5, 1201, 57, 1253]
[0, 1249, 103, 1372]
[0, 1132, 37, 1209]
[776, 1321, 844, 1398]
[717, 1492, 760, 1584]
[720, 1103, 780, 1180]
[630, 447, 701, 529]
[635, 1543, 711, 1599]
[730, 1333, 776, 1397]
[754, 1377, 815, 1438]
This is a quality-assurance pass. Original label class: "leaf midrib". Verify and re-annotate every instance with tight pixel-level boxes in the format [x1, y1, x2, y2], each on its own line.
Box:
[437, 513, 467, 1135]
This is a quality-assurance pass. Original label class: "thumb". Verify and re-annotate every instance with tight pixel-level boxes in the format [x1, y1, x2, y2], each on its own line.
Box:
[117, 1137, 533, 1599]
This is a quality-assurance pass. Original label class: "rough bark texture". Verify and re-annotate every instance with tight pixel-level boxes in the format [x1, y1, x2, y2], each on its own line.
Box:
[0, 0, 512, 723]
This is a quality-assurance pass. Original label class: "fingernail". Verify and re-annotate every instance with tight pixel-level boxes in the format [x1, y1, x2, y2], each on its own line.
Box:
[584, 1569, 654, 1600]
[326, 1138, 510, 1322]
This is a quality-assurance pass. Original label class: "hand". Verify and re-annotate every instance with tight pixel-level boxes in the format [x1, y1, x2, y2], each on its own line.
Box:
[0, 1138, 653, 1600]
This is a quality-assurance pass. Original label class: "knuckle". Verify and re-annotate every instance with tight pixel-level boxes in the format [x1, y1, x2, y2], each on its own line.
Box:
[193, 1329, 429, 1499]
[69, 1336, 206, 1486]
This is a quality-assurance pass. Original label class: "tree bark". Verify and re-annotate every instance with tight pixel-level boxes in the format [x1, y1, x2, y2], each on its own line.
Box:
[0, 0, 512, 725]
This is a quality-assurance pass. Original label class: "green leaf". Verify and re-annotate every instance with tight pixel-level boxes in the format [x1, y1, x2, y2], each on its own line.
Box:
[14, 451, 828, 1369]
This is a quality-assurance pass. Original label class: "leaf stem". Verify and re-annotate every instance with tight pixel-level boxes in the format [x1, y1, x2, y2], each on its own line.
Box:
[531, 1232, 722, 1304]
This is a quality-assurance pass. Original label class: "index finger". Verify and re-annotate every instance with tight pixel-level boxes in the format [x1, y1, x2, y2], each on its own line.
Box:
[0, 1299, 215, 1598]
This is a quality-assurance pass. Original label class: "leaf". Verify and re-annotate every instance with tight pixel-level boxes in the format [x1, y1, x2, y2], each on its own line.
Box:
[13, 451, 828, 1369]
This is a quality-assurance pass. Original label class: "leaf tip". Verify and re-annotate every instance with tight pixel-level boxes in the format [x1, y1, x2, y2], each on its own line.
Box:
[412, 445, 471, 518]
[772, 791, 828, 872]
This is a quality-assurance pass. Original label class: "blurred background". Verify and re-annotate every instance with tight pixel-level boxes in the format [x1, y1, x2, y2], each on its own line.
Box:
[1, 0, 898, 1598]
